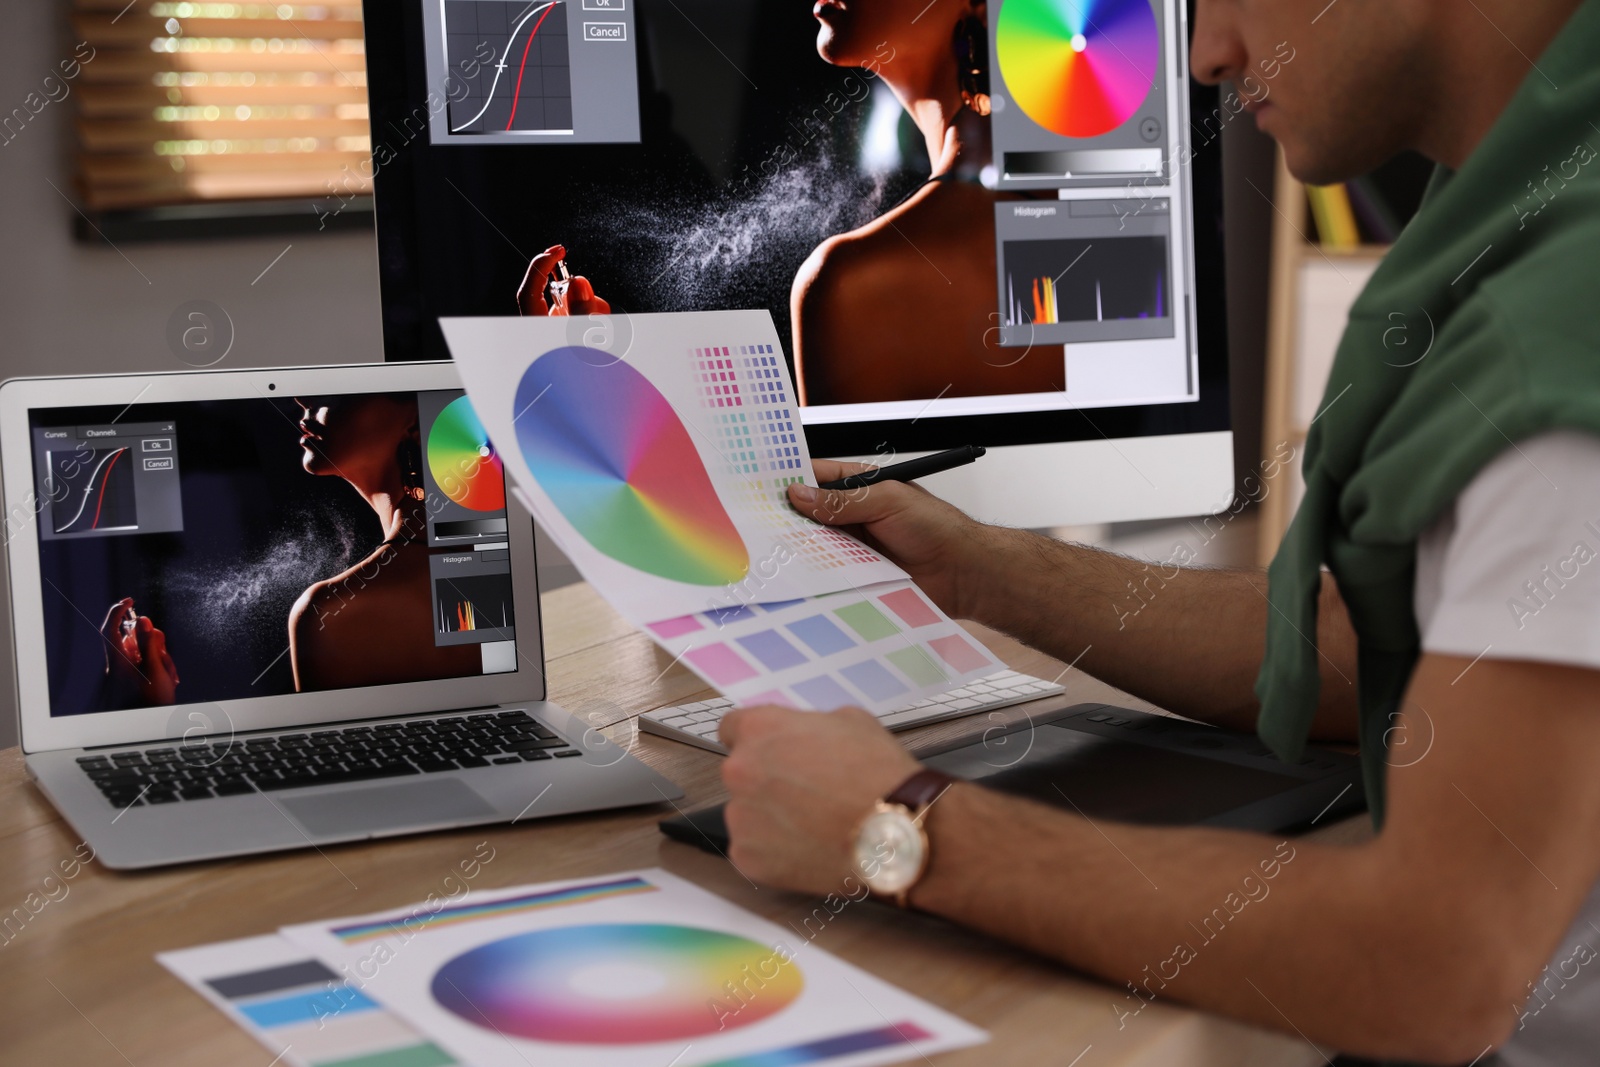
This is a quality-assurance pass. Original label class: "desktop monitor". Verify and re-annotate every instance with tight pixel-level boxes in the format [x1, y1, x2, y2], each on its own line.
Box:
[361, 0, 1233, 527]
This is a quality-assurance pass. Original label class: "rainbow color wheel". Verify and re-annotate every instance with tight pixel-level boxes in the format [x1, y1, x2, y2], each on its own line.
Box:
[513, 347, 749, 586]
[427, 395, 506, 511]
[997, 0, 1159, 139]
[431, 924, 804, 1043]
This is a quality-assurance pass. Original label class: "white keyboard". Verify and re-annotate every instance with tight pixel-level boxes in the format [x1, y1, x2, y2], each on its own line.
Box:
[638, 669, 1066, 754]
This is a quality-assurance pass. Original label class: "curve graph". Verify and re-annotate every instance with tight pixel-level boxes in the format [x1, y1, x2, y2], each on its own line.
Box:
[513, 347, 749, 586]
[445, 0, 573, 134]
[51, 447, 137, 534]
[997, 0, 1159, 139]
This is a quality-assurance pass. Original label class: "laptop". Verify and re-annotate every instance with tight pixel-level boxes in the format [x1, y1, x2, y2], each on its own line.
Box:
[0, 361, 683, 869]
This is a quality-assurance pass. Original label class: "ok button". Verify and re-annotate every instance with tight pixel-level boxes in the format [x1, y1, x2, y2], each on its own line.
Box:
[583, 21, 627, 40]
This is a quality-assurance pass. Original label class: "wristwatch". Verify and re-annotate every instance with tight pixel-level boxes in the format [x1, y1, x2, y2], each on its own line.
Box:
[851, 768, 956, 908]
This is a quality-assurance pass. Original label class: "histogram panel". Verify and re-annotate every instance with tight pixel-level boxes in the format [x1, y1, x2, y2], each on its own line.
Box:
[436, 574, 516, 636]
[1003, 236, 1168, 326]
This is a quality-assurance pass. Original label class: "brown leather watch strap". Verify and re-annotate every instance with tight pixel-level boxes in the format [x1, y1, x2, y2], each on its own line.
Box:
[885, 768, 956, 818]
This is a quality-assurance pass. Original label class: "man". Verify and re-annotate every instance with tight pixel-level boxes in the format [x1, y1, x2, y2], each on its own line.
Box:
[717, 0, 1600, 1062]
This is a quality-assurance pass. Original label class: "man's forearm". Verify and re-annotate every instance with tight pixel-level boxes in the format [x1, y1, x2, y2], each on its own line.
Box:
[962, 525, 1358, 736]
[909, 784, 1506, 1063]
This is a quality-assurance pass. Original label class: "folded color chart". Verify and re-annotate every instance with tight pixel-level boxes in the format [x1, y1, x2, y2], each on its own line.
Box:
[444, 311, 1002, 711]
[265, 869, 987, 1067]
[444, 312, 906, 626]
[647, 580, 1002, 714]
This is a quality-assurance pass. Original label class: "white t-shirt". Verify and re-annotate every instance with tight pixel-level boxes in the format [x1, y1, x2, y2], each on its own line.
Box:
[1411, 430, 1600, 1066]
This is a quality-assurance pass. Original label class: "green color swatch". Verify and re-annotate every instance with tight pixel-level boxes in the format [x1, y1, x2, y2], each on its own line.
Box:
[834, 601, 900, 642]
[318, 1042, 457, 1067]
[888, 646, 949, 686]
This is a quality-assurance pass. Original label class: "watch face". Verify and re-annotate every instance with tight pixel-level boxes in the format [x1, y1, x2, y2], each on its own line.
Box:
[854, 808, 926, 894]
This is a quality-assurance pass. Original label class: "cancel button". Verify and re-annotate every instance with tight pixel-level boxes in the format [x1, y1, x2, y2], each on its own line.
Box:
[584, 21, 627, 40]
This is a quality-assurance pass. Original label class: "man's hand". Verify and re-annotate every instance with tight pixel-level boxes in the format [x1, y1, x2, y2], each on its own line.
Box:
[719, 705, 921, 894]
[788, 459, 990, 619]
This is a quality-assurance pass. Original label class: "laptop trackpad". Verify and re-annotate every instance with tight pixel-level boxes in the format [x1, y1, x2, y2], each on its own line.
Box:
[280, 779, 496, 838]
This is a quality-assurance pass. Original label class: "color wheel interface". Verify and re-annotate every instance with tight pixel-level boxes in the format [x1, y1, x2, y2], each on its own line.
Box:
[419, 390, 521, 661]
[984, 0, 1189, 355]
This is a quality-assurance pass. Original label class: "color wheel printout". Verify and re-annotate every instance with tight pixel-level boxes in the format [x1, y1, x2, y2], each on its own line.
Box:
[277, 868, 987, 1067]
[443, 312, 907, 626]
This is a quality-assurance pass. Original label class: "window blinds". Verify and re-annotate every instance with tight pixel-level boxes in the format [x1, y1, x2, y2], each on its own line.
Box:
[73, 1, 370, 210]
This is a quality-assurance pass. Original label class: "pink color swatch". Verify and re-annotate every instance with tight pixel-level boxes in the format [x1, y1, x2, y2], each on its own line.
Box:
[928, 634, 992, 673]
[738, 690, 795, 708]
[878, 587, 941, 629]
[685, 644, 759, 685]
[649, 615, 704, 639]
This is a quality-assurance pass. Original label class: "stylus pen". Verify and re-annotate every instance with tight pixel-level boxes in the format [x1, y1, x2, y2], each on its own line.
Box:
[818, 445, 986, 491]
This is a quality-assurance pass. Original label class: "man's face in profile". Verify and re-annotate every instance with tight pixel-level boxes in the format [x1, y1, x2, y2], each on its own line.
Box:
[1191, 0, 1434, 184]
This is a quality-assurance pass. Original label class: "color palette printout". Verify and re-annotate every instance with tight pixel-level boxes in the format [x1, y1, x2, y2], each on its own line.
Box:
[271, 868, 986, 1067]
[158, 934, 462, 1067]
[443, 310, 1002, 711]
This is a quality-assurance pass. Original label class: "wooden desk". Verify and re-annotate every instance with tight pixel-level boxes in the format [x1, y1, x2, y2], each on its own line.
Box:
[1, 583, 1354, 1066]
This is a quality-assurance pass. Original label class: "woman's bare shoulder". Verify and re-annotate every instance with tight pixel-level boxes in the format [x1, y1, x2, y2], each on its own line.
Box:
[288, 545, 398, 637]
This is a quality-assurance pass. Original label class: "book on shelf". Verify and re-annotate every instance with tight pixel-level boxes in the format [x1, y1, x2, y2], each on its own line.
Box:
[1305, 183, 1362, 248]
[1300, 153, 1433, 248]
[1345, 176, 1401, 243]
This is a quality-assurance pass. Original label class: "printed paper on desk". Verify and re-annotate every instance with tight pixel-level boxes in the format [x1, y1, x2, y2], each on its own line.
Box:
[158, 934, 464, 1067]
[442, 311, 906, 626]
[277, 867, 987, 1067]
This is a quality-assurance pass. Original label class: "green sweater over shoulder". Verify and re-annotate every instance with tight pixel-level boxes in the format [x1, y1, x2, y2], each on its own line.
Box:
[1254, 0, 1600, 825]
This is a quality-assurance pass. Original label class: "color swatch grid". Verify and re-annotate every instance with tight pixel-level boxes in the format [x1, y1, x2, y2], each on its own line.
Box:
[647, 579, 1003, 713]
[694, 345, 803, 474]
[693, 343, 873, 574]
[160, 936, 461, 1067]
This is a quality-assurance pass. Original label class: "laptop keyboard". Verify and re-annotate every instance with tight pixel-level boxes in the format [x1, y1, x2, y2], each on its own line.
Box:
[75, 709, 580, 809]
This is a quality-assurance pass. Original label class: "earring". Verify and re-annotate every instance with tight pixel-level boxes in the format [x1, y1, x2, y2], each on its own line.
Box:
[397, 438, 426, 502]
[953, 15, 991, 117]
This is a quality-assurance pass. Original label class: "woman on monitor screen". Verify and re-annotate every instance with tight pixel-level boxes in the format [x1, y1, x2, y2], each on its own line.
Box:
[791, 0, 1061, 405]
[515, 0, 1062, 406]
[287, 395, 481, 692]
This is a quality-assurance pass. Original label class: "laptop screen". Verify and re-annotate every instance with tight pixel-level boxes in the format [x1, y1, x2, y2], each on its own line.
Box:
[25, 389, 522, 718]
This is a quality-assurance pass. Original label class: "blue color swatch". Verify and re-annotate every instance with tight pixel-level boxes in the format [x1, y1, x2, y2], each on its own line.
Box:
[841, 661, 908, 702]
[736, 631, 808, 671]
[787, 615, 856, 657]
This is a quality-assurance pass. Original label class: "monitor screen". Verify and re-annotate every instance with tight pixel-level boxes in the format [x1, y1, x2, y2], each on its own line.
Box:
[361, 0, 1230, 456]
[26, 390, 523, 717]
